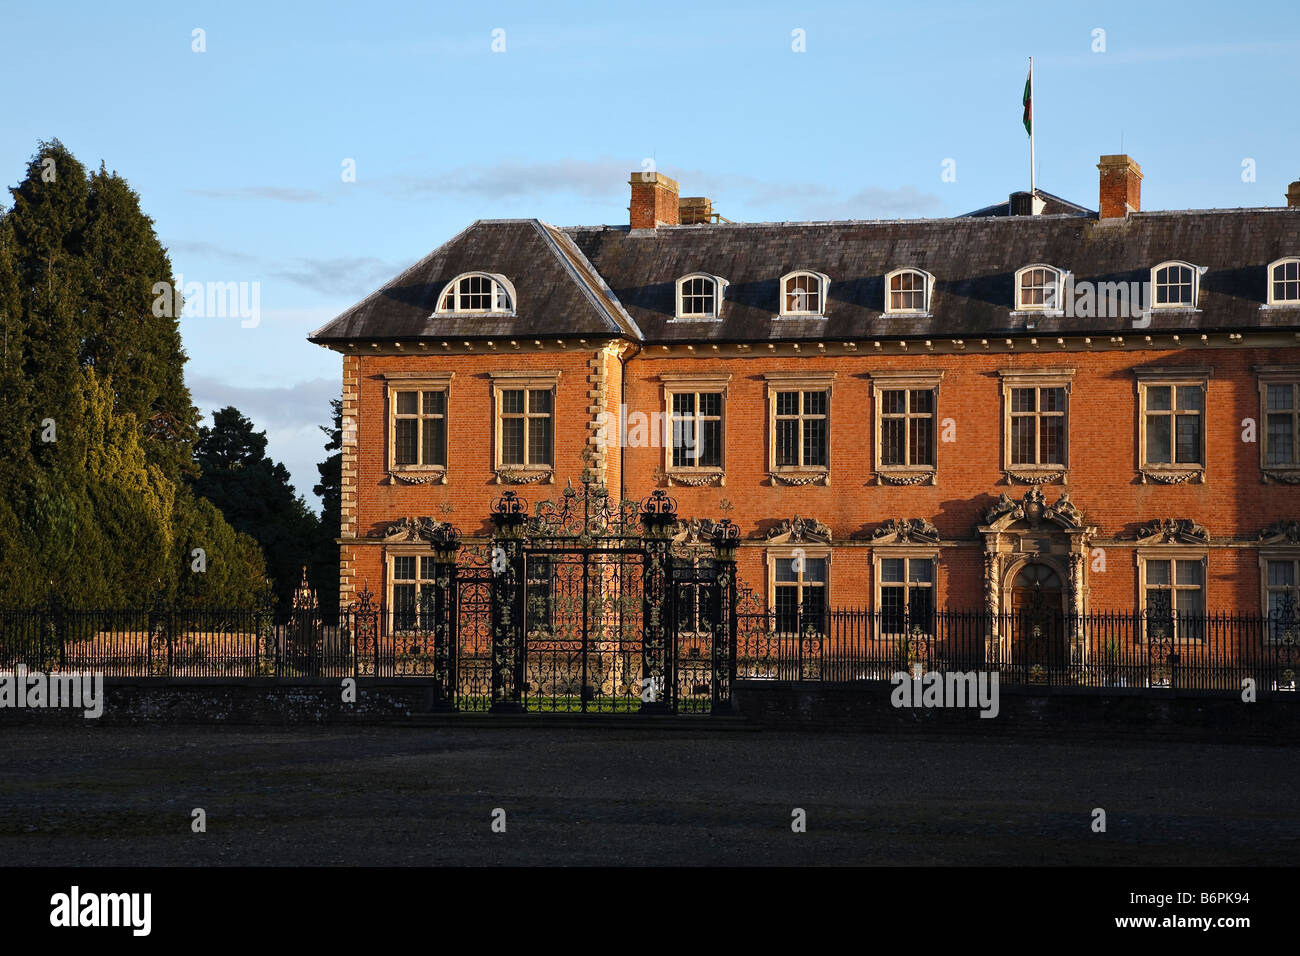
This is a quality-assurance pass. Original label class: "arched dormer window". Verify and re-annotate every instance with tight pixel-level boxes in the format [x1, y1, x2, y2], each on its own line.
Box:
[1015, 264, 1067, 312]
[436, 273, 516, 314]
[1268, 257, 1300, 305]
[1150, 260, 1205, 309]
[884, 268, 933, 315]
[675, 273, 727, 320]
[779, 271, 829, 317]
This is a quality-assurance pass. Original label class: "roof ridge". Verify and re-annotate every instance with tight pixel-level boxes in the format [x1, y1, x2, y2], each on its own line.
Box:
[536, 222, 643, 341]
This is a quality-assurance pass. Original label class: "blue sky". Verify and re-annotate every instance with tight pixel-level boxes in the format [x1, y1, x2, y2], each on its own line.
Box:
[3, 0, 1298, 508]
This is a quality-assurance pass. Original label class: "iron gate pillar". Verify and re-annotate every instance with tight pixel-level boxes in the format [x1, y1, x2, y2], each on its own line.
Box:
[640, 490, 677, 714]
[711, 519, 741, 714]
[489, 492, 528, 713]
[429, 522, 462, 712]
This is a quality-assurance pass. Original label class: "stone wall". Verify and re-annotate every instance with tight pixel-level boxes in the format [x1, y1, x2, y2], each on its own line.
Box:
[732, 678, 1300, 741]
[0, 678, 439, 726]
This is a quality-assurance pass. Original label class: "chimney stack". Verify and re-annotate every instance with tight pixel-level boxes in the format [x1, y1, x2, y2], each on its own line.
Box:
[1098, 154, 1142, 219]
[629, 171, 679, 229]
[1287, 179, 1300, 208]
[678, 196, 713, 225]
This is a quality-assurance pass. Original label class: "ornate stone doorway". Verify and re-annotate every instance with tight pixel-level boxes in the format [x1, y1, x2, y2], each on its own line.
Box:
[1007, 560, 1067, 668]
[978, 488, 1097, 667]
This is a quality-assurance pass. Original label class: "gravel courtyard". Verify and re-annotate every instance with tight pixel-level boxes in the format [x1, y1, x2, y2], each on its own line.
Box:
[1, 724, 1296, 866]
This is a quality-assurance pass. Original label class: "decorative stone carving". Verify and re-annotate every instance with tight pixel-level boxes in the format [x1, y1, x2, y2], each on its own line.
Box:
[387, 470, 445, 485]
[1259, 520, 1300, 544]
[667, 472, 724, 487]
[981, 488, 1083, 531]
[770, 471, 828, 486]
[766, 516, 832, 543]
[674, 517, 719, 544]
[984, 493, 1019, 525]
[496, 469, 552, 485]
[1005, 470, 1065, 485]
[877, 471, 934, 486]
[1263, 471, 1300, 485]
[1140, 469, 1202, 484]
[871, 517, 941, 544]
[377, 516, 445, 542]
[1135, 517, 1210, 544]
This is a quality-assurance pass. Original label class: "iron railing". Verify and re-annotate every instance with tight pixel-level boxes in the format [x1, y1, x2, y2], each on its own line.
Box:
[5, 600, 1299, 694]
[736, 605, 1300, 691]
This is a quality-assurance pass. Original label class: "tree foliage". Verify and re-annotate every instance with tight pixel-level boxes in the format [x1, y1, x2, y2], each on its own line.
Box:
[191, 406, 318, 610]
[310, 398, 343, 616]
[0, 140, 267, 608]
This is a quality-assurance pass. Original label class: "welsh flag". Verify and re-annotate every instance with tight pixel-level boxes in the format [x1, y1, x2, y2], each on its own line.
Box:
[1022, 68, 1032, 136]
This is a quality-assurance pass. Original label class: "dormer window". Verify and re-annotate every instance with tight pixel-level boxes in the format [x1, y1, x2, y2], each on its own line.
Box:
[675, 273, 727, 320]
[884, 268, 933, 314]
[436, 273, 515, 314]
[1268, 258, 1300, 305]
[1015, 264, 1066, 312]
[780, 271, 829, 317]
[1151, 261, 1204, 309]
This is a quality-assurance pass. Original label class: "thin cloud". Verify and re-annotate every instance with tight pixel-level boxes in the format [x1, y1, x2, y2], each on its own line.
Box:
[165, 239, 260, 265]
[391, 158, 629, 200]
[189, 375, 339, 432]
[388, 157, 944, 220]
[163, 239, 410, 298]
[272, 256, 414, 297]
[187, 186, 326, 203]
[189, 375, 341, 503]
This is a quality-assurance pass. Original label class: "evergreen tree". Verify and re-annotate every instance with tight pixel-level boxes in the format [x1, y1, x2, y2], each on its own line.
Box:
[0, 140, 268, 608]
[311, 398, 343, 616]
[83, 164, 198, 477]
[191, 406, 319, 610]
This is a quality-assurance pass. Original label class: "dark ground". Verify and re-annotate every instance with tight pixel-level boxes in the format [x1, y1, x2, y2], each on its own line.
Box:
[1, 724, 1296, 866]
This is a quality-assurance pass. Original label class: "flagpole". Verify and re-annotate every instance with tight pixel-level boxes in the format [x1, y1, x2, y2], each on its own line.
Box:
[1029, 56, 1036, 199]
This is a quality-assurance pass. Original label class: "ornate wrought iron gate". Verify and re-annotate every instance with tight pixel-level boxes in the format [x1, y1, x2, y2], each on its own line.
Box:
[393, 476, 739, 715]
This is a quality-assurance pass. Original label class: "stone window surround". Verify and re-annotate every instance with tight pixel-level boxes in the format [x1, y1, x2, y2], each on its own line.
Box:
[1134, 366, 1212, 484]
[765, 370, 836, 485]
[1135, 547, 1210, 642]
[490, 369, 561, 483]
[999, 367, 1074, 485]
[659, 372, 731, 487]
[1256, 364, 1300, 484]
[869, 369, 944, 485]
[383, 371, 454, 484]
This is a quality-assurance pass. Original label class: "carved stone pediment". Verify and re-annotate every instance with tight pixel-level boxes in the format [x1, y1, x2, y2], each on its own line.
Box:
[674, 517, 718, 544]
[1258, 520, 1300, 545]
[871, 517, 941, 545]
[376, 516, 444, 542]
[981, 488, 1083, 532]
[1135, 518, 1210, 545]
[766, 515, 832, 544]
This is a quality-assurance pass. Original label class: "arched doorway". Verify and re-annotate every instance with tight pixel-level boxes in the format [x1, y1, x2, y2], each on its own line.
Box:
[1008, 561, 1067, 671]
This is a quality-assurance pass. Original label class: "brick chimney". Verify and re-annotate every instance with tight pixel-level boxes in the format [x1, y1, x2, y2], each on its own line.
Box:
[1098, 154, 1142, 219]
[679, 196, 713, 225]
[629, 171, 679, 229]
[1287, 179, 1300, 208]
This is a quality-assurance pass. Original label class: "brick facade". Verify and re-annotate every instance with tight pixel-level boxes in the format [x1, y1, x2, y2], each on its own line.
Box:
[312, 161, 1300, 621]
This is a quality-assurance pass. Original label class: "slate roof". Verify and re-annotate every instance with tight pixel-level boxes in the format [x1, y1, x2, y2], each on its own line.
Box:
[310, 207, 1300, 346]
[565, 209, 1300, 342]
[962, 189, 1093, 218]
[308, 219, 639, 344]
